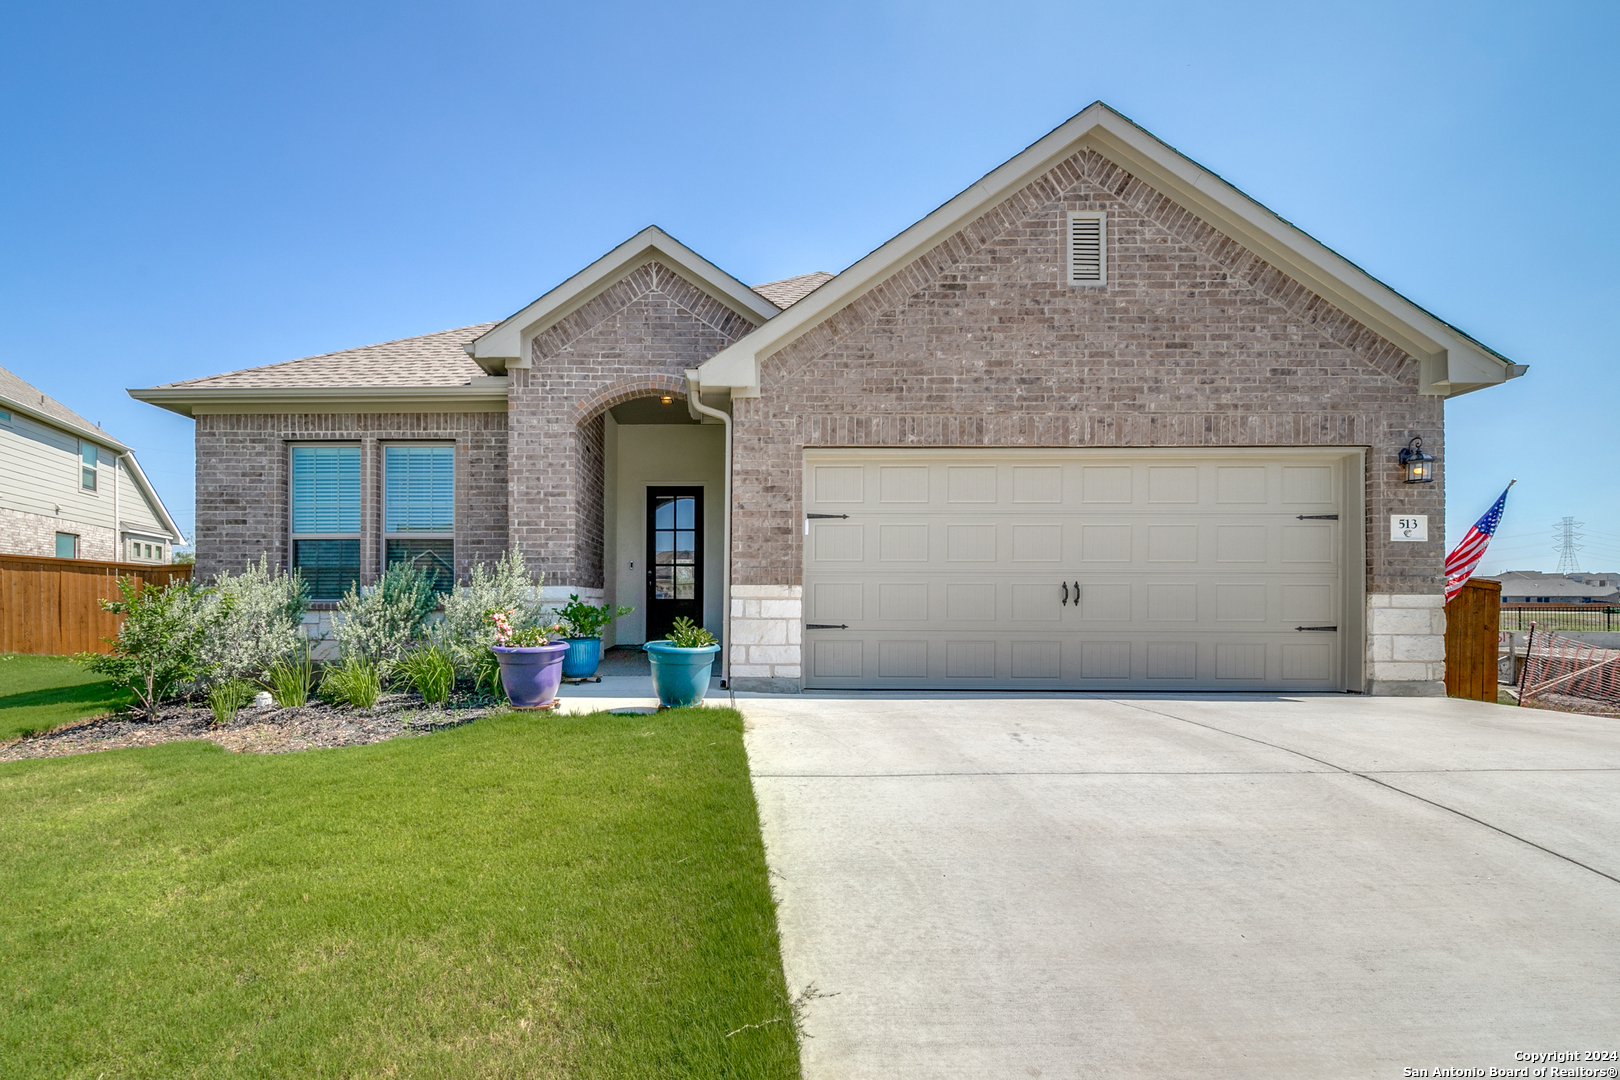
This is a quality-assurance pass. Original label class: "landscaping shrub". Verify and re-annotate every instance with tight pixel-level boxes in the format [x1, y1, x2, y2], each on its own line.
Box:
[206, 679, 257, 726]
[438, 548, 546, 651]
[263, 646, 315, 708]
[198, 556, 309, 686]
[319, 655, 383, 709]
[397, 645, 456, 705]
[79, 577, 216, 716]
[334, 563, 438, 663]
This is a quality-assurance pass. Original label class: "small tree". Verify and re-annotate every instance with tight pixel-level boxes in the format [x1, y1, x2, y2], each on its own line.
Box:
[80, 577, 217, 717]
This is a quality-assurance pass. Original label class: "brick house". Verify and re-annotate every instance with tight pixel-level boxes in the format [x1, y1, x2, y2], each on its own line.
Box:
[133, 103, 1524, 696]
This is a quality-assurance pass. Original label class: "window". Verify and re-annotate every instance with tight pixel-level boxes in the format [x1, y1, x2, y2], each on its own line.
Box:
[80, 440, 99, 491]
[55, 532, 77, 559]
[1067, 211, 1107, 286]
[0, 408, 11, 425]
[384, 444, 454, 594]
[290, 445, 361, 600]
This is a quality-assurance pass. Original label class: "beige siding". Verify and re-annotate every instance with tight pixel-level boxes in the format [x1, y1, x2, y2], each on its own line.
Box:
[0, 413, 114, 536]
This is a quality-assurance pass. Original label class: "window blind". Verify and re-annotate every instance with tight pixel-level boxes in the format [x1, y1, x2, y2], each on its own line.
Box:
[384, 446, 454, 534]
[291, 446, 361, 534]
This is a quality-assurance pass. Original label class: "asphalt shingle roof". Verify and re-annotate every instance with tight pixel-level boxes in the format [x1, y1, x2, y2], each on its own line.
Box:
[751, 272, 835, 309]
[154, 323, 500, 390]
[0, 365, 114, 443]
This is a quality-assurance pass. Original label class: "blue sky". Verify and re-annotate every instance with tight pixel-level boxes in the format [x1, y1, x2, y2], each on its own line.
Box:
[3, 0, 1615, 573]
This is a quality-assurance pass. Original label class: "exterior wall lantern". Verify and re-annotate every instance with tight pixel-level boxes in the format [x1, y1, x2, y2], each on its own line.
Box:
[1398, 437, 1436, 483]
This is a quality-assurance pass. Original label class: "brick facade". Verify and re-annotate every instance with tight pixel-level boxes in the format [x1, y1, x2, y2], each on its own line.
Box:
[506, 260, 761, 589]
[733, 147, 1445, 601]
[0, 506, 115, 560]
[192, 411, 508, 585]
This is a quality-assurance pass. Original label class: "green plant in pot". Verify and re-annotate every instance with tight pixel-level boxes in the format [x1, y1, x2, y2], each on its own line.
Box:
[555, 594, 634, 680]
[644, 616, 720, 709]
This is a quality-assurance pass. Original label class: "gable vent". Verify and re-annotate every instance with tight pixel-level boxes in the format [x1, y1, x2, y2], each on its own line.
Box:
[1067, 211, 1107, 286]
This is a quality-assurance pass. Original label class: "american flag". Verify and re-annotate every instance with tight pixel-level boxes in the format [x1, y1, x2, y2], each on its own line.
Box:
[1444, 482, 1514, 602]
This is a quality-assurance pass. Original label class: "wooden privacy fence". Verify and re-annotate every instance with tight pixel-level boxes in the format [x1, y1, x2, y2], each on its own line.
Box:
[0, 554, 193, 656]
[1444, 577, 1501, 701]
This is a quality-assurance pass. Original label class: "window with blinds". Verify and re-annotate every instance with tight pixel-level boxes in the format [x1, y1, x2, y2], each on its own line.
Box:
[384, 444, 454, 594]
[1067, 211, 1107, 286]
[290, 444, 361, 600]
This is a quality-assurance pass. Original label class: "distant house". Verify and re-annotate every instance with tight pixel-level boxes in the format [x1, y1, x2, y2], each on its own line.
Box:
[1488, 570, 1620, 605]
[0, 366, 182, 563]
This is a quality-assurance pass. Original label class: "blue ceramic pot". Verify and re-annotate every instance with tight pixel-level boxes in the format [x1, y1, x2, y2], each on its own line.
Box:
[561, 638, 602, 679]
[492, 642, 568, 708]
[643, 641, 720, 708]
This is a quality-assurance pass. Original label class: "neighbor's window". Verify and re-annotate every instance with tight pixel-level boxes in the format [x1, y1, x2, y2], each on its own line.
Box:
[384, 444, 454, 594]
[55, 532, 77, 559]
[0, 408, 11, 425]
[290, 444, 361, 600]
[79, 441, 98, 491]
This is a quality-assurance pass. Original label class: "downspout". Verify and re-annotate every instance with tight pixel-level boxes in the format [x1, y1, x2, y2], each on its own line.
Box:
[685, 373, 732, 687]
[113, 452, 124, 561]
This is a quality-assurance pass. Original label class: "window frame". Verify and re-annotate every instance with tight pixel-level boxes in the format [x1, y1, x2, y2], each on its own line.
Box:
[55, 532, 78, 559]
[79, 440, 99, 492]
[288, 442, 363, 601]
[381, 441, 456, 594]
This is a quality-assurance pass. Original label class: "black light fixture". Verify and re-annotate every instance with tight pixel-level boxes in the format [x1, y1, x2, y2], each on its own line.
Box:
[1398, 436, 1435, 483]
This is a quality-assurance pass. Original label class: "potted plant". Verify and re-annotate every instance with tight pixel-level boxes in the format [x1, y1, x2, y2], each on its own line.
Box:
[555, 594, 635, 680]
[489, 609, 568, 709]
[643, 617, 720, 709]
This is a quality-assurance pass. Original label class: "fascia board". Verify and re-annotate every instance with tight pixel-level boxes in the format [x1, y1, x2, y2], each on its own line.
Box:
[0, 392, 133, 454]
[698, 102, 1517, 399]
[121, 452, 184, 541]
[127, 382, 510, 418]
[469, 226, 778, 370]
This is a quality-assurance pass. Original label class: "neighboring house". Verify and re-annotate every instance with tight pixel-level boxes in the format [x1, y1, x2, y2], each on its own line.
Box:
[1489, 571, 1620, 605]
[132, 103, 1526, 696]
[1, 366, 182, 564]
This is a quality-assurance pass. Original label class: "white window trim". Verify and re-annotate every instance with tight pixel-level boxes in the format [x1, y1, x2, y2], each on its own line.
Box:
[1067, 210, 1107, 287]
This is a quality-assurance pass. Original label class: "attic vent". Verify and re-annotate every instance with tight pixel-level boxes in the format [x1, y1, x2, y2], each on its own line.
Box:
[1067, 211, 1107, 286]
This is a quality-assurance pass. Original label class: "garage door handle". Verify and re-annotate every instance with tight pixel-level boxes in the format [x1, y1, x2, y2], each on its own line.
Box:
[1062, 582, 1069, 606]
[806, 623, 848, 630]
[1295, 625, 1338, 632]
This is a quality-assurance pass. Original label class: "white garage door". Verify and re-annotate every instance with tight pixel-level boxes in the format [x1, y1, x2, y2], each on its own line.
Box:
[802, 448, 1364, 692]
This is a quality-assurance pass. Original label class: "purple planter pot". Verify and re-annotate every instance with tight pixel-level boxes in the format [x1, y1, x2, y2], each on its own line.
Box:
[492, 642, 568, 708]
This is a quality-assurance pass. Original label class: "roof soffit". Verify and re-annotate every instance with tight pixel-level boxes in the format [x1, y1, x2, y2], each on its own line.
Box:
[695, 102, 1520, 398]
[469, 226, 781, 373]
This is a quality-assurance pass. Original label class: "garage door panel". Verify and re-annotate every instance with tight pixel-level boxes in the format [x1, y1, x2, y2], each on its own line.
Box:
[803, 450, 1356, 691]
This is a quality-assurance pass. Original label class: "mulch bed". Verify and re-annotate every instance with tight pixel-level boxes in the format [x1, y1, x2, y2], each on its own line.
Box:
[0, 694, 504, 763]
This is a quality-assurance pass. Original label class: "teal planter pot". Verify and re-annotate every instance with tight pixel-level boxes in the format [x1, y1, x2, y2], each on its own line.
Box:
[561, 638, 602, 679]
[644, 641, 720, 708]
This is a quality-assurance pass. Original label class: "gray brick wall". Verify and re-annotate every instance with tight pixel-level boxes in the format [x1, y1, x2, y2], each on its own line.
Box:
[733, 146, 1444, 596]
[193, 411, 508, 584]
[506, 260, 761, 589]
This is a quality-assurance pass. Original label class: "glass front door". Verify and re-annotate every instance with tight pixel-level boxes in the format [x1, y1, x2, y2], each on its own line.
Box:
[646, 487, 703, 641]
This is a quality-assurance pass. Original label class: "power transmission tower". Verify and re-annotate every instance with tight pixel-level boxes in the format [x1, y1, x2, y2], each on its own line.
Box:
[1554, 516, 1585, 574]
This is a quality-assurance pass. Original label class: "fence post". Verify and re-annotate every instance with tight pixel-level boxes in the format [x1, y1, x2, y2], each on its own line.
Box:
[1516, 622, 1536, 706]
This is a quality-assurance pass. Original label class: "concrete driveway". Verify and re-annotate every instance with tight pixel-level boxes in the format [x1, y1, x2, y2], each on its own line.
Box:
[741, 694, 1620, 1079]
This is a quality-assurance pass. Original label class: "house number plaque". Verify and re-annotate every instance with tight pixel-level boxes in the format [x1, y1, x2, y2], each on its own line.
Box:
[1390, 515, 1428, 542]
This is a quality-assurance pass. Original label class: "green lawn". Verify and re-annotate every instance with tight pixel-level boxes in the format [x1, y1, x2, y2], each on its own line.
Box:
[0, 707, 801, 1079]
[0, 653, 133, 741]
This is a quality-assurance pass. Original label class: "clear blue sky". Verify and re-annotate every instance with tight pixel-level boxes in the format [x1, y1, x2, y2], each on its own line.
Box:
[3, 1, 1614, 573]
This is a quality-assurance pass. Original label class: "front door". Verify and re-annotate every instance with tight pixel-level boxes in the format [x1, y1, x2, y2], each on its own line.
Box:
[646, 486, 703, 641]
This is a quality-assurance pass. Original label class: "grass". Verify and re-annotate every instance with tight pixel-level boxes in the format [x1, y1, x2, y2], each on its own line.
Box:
[0, 707, 800, 1079]
[0, 653, 133, 741]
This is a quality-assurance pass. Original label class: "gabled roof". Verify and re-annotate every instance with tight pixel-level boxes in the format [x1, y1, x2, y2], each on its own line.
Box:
[0, 364, 122, 449]
[752, 271, 835, 309]
[695, 101, 1526, 399]
[2, 365, 183, 540]
[466, 226, 781, 374]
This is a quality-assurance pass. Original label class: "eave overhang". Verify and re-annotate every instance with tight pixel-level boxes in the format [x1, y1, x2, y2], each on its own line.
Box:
[695, 101, 1525, 399]
[466, 226, 781, 375]
[0, 391, 132, 453]
[127, 379, 510, 418]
